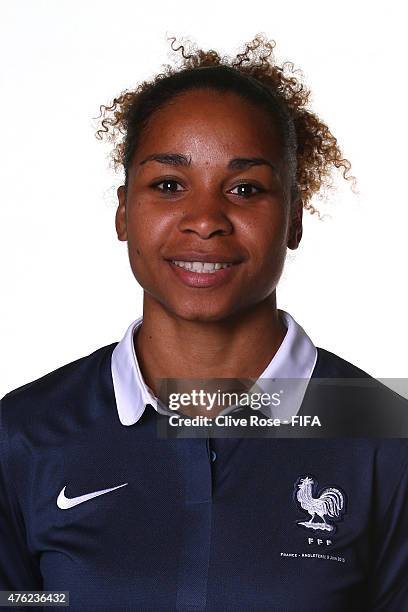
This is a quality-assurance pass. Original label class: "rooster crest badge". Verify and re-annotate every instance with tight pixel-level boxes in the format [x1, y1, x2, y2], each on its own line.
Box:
[294, 475, 346, 533]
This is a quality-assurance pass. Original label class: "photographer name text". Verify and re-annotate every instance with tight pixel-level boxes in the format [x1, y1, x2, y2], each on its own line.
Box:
[168, 415, 321, 427]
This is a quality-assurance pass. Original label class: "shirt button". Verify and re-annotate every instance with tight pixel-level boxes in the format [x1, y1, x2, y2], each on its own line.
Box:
[211, 449, 217, 462]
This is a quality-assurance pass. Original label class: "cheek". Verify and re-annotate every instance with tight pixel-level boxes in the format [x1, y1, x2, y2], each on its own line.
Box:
[126, 201, 175, 266]
[126, 201, 165, 244]
[241, 213, 288, 265]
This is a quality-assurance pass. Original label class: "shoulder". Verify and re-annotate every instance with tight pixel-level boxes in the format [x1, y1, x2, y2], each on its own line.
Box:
[314, 346, 372, 378]
[0, 342, 118, 429]
[308, 347, 408, 437]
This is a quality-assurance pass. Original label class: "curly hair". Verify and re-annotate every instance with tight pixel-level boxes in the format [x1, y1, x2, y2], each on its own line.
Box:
[95, 33, 356, 218]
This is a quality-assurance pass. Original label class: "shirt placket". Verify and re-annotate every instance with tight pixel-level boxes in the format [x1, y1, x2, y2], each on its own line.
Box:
[174, 436, 213, 611]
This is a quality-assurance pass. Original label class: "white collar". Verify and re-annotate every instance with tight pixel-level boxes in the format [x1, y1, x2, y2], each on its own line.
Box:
[111, 309, 318, 426]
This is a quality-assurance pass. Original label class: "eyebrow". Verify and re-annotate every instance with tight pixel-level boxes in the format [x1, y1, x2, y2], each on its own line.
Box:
[139, 152, 280, 174]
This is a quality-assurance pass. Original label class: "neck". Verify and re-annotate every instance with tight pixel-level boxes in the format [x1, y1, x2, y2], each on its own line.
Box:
[134, 292, 287, 402]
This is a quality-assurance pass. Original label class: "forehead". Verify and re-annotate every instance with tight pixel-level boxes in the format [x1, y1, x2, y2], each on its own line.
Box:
[135, 89, 283, 163]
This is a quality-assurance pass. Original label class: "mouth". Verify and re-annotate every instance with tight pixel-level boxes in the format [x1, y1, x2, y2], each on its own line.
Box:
[165, 259, 242, 288]
[170, 260, 235, 273]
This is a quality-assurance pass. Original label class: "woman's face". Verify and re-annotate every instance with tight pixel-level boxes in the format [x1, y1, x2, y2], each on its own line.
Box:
[116, 88, 302, 322]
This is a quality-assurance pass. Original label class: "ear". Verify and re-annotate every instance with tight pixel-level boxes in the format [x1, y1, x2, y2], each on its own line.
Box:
[287, 197, 303, 250]
[115, 185, 128, 241]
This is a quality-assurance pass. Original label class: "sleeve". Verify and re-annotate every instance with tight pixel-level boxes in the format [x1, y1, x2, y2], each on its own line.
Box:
[0, 396, 43, 591]
[369, 453, 408, 611]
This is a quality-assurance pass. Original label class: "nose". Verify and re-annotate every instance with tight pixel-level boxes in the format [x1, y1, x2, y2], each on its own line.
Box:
[177, 192, 233, 239]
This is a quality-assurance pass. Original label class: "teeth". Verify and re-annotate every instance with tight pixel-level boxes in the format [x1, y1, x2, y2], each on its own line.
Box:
[172, 261, 233, 273]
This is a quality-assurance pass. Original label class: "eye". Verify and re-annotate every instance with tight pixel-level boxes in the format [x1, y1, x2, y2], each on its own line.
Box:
[229, 183, 265, 198]
[151, 179, 185, 194]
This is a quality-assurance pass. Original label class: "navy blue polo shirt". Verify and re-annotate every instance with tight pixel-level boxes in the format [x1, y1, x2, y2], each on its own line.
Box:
[1, 311, 408, 611]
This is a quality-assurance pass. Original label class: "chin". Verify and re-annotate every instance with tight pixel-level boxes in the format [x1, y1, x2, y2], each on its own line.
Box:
[168, 300, 242, 323]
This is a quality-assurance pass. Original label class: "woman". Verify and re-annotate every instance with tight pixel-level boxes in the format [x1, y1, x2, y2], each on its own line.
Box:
[1, 34, 407, 611]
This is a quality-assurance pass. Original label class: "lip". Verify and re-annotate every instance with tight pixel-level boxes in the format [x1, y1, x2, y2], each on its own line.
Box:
[166, 260, 241, 288]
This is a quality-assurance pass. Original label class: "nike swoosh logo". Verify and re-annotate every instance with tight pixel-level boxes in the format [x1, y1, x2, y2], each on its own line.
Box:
[57, 482, 128, 509]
